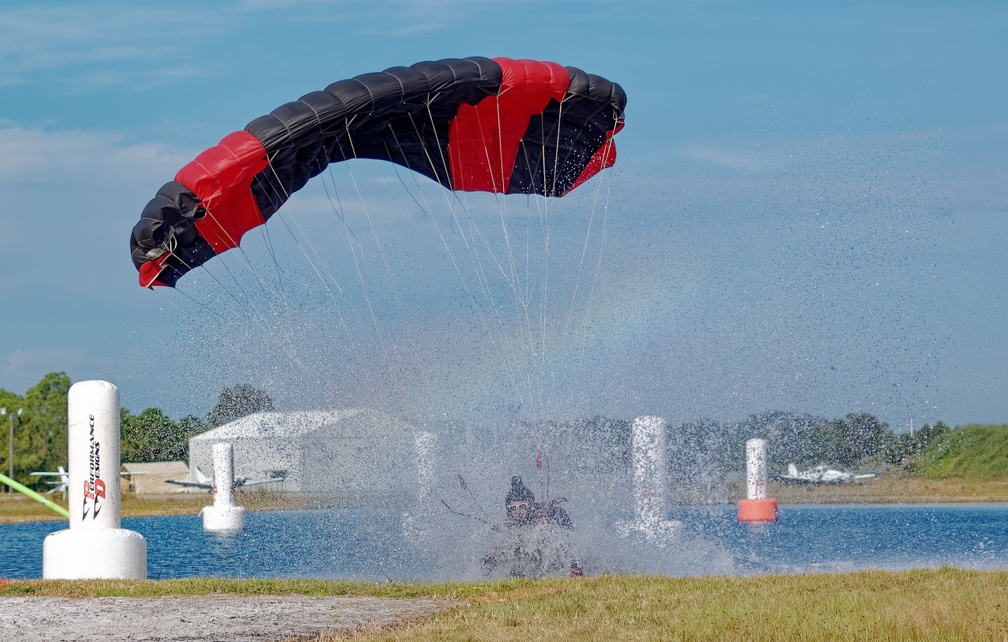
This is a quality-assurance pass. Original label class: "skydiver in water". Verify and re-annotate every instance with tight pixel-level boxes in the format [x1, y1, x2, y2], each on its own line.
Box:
[505, 475, 573, 529]
[488, 475, 582, 576]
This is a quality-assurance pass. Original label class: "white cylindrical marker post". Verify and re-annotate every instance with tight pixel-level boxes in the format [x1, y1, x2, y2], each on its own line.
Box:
[43, 380, 147, 579]
[616, 416, 682, 544]
[738, 437, 778, 523]
[201, 442, 246, 533]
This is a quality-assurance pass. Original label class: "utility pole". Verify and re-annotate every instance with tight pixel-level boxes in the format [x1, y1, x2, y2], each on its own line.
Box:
[1, 407, 24, 494]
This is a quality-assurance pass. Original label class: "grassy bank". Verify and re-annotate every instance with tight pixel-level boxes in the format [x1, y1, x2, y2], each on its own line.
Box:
[3, 569, 1006, 641]
[0, 489, 324, 524]
[764, 474, 1008, 504]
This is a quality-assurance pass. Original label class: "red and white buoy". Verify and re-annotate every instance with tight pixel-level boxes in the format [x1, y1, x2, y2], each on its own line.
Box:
[737, 437, 778, 523]
[200, 442, 246, 533]
[43, 380, 147, 579]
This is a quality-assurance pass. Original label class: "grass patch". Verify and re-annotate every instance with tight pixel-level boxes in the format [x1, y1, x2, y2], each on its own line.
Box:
[330, 569, 1008, 642]
[916, 424, 1008, 479]
[4, 570, 1006, 641]
[0, 489, 316, 524]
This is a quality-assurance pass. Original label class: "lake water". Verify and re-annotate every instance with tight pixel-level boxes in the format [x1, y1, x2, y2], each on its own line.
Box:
[3, 503, 1007, 580]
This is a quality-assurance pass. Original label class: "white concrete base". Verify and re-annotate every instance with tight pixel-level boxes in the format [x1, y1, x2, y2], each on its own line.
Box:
[201, 504, 246, 533]
[42, 528, 147, 580]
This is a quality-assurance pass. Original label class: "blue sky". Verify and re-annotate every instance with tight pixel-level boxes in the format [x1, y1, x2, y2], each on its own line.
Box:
[0, 0, 1005, 430]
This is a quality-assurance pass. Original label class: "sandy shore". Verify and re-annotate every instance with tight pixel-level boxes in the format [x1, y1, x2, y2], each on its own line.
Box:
[0, 594, 456, 642]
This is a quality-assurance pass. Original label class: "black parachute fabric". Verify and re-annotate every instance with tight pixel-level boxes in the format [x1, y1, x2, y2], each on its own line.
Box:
[131, 57, 626, 288]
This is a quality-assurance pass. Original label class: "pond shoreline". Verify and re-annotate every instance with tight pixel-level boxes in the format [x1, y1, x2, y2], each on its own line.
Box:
[4, 477, 1008, 525]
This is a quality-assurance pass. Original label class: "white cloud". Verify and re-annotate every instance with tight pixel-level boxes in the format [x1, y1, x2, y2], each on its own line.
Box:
[0, 126, 189, 185]
[0, 5, 221, 88]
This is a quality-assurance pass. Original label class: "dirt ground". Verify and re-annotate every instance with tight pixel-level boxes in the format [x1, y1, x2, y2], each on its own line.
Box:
[0, 594, 456, 642]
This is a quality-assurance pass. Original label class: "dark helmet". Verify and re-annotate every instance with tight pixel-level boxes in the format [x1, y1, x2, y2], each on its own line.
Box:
[505, 475, 535, 506]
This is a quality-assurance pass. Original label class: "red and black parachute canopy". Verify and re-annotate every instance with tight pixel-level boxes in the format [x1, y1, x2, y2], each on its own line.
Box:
[131, 57, 626, 288]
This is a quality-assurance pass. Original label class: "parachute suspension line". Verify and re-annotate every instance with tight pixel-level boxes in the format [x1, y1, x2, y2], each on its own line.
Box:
[549, 97, 566, 199]
[341, 123, 397, 288]
[407, 97, 531, 385]
[484, 92, 546, 417]
[511, 122, 554, 419]
[262, 140, 387, 364]
[393, 109, 526, 403]
[324, 127, 390, 359]
[407, 95, 536, 408]
[165, 244, 314, 377]
[188, 160, 345, 383]
[255, 163, 347, 299]
[410, 100, 471, 242]
[578, 161, 616, 368]
[150, 280, 230, 327]
[164, 214, 273, 327]
[563, 107, 615, 340]
[257, 161, 374, 367]
[566, 128, 617, 340]
[386, 121, 489, 315]
[184, 186, 284, 314]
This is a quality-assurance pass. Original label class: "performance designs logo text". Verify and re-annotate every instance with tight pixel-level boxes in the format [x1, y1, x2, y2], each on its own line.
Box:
[81, 413, 105, 520]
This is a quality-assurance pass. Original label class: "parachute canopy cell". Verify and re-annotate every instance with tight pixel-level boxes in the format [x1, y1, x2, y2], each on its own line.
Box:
[130, 57, 627, 288]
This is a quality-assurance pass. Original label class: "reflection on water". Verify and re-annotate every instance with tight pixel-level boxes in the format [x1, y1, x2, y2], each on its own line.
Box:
[2, 504, 1007, 580]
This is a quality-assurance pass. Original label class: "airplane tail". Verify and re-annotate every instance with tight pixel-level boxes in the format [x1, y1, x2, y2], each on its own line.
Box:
[194, 466, 212, 485]
[787, 463, 798, 476]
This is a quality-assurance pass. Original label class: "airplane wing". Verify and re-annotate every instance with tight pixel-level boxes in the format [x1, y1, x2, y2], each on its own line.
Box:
[233, 477, 281, 488]
[33, 467, 136, 478]
[772, 474, 816, 484]
[164, 479, 213, 490]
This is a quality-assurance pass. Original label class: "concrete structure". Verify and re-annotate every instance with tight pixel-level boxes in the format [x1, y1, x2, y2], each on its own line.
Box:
[43, 380, 147, 579]
[121, 461, 194, 495]
[186, 408, 422, 506]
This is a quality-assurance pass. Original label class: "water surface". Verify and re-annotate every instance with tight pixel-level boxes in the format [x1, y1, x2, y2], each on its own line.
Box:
[3, 503, 1006, 580]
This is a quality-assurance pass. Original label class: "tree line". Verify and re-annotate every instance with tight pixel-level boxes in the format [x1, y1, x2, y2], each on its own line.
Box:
[0, 373, 273, 492]
[2, 372, 951, 494]
[529, 411, 951, 486]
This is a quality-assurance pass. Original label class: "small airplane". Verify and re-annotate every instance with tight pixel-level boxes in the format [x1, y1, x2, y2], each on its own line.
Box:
[165, 466, 271, 492]
[30, 466, 69, 495]
[773, 463, 877, 485]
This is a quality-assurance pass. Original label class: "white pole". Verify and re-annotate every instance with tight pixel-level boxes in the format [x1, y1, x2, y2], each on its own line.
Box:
[745, 438, 769, 500]
[738, 437, 777, 523]
[616, 416, 682, 544]
[631, 416, 666, 530]
[212, 442, 236, 507]
[201, 442, 246, 532]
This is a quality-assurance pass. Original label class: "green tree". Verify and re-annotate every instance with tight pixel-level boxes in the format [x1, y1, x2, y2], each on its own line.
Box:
[19, 373, 71, 489]
[121, 408, 203, 463]
[844, 413, 888, 463]
[206, 383, 274, 428]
